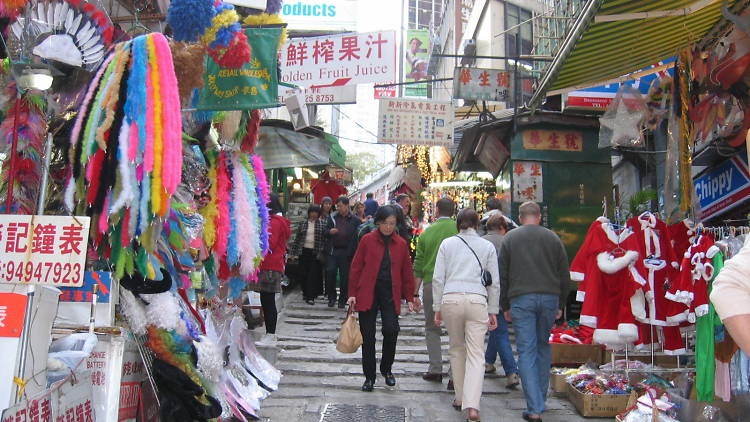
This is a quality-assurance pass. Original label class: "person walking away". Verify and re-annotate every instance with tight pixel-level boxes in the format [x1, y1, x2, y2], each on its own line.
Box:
[433, 208, 500, 422]
[500, 202, 569, 422]
[347, 205, 418, 391]
[325, 196, 362, 308]
[289, 205, 326, 305]
[353, 202, 366, 221]
[251, 194, 292, 346]
[479, 197, 517, 236]
[413, 198, 458, 382]
[319, 196, 334, 298]
[364, 192, 379, 218]
[481, 215, 520, 389]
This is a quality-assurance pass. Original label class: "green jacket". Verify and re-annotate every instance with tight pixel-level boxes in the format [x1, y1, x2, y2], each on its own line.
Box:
[413, 218, 458, 284]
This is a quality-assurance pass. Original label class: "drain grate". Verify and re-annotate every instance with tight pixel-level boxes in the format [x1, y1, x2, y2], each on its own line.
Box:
[319, 404, 406, 422]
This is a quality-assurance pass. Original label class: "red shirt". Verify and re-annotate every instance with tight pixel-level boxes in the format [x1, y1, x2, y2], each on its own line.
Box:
[311, 179, 347, 204]
[349, 230, 415, 314]
[259, 215, 292, 273]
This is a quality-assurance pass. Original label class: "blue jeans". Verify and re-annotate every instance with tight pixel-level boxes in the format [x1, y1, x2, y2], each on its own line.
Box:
[484, 315, 518, 376]
[510, 294, 559, 416]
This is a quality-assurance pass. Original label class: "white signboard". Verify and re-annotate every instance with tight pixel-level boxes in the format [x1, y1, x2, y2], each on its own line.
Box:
[280, 31, 397, 87]
[2, 376, 96, 422]
[513, 161, 544, 203]
[0, 215, 90, 287]
[453, 67, 513, 102]
[281, 0, 357, 31]
[278, 85, 357, 105]
[377, 98, 454, 146]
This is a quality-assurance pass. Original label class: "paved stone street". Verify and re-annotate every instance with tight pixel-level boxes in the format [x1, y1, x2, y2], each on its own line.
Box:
[257, 290, 608, 422]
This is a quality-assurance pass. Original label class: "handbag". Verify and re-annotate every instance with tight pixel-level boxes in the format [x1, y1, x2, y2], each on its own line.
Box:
[335, 306, 363, 353]
[455, 235, 493, 287]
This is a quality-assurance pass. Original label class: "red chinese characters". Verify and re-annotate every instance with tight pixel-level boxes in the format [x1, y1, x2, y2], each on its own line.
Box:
[313, 39, 334, 64]
[339, 36, 360, 61]
[58, 225, 84, 255]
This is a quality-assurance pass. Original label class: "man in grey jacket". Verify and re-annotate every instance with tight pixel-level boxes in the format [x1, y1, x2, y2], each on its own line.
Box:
[500, 202, 569, 422]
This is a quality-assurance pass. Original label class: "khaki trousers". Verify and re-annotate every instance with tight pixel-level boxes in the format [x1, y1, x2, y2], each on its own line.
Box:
[422, 283, 444, 374]
[441, 292, 489, 410]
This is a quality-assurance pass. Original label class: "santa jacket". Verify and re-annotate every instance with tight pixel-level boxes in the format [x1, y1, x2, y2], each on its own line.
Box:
[259, 214, 292, 273]
[348, 230, 415, 314]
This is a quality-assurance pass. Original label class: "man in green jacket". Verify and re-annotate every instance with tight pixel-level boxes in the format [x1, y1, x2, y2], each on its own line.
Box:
[413, 198, 457, 382]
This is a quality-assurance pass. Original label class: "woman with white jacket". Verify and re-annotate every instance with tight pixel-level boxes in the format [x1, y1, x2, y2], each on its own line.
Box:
[433, 208, 500, 422]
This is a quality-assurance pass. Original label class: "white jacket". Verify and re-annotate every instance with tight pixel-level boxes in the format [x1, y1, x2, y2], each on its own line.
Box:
[432, 229, 501, 314]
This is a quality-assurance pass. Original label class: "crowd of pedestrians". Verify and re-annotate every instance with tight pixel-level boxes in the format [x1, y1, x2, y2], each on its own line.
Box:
[261, 191, 569, 422]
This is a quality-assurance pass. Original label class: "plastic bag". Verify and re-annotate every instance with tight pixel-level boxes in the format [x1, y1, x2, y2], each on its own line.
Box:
[336, 308, 363, 353]
[599, 85, 647, 148]
[47, 333, 98, 385]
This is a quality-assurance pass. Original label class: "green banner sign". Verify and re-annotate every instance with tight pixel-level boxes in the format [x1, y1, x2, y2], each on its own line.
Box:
[197, 27, 281, 111]
[404, 29, 429, 98]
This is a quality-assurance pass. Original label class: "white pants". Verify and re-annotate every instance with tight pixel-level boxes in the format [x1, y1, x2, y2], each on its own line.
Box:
[441, 292, 488, 410]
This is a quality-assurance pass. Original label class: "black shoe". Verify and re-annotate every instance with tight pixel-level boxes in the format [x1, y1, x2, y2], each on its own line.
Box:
[338, 302, 346, 309]
[522, 413, 542, 422]
[305, 299, 315, 305]
[361, 379, 374, 392]
[328, 300, 335, 308]
[422, 372, 443, 382]
[447, 379, 454, 391]
[382, 372, 396, 386]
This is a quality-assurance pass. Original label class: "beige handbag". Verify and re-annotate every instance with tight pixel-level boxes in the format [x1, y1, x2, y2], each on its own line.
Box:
[336, 307, 363, 353]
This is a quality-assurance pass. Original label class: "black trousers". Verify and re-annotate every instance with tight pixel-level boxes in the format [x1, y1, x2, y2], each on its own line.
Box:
[260, 292, 277, 334]
[326, 249, 351, 304]
[359, 291, 400, 381]
[300, 248, 323, 300]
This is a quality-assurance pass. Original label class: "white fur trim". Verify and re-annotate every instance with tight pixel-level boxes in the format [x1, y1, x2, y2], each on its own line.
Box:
[597, 251, 639, 274]
[629, 266, 648, 286]
[560, 334, 583, 344]
[671, 261, 680, 269]
[663, 348, 687, 356]
[570, 271, 585, 281]
[579, 314, 598, 328]
[618, 323, 639, 342]
[594, 329, 628, 346]
[603, 223, 634, 244]
[706, 245, 720, 259]
[666, 310, 690, 324]
[631, 290, 647, 322]
[596, 216, 610, 222]
[576, 290, 585, 302]
[120, 289, 148, 335]
[687, 312, 696, 324]
[694, 304, 710, 318]
[643, 259, 666, 271]
[141, 292, 185, 334]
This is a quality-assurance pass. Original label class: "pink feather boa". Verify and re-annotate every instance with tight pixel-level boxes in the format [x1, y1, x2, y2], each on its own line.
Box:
[153, 34, 182, 194]
[213, 152, 231, 260]
[231, 154, 258, 276]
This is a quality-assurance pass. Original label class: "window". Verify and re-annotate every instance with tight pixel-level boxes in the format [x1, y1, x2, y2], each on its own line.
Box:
[408, 0, 444, 30]
[504, 3, 534, 106]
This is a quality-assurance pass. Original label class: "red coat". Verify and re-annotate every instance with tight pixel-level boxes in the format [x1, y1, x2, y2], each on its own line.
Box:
[259, 214, 292, 273]
[349, 230, 415, 314]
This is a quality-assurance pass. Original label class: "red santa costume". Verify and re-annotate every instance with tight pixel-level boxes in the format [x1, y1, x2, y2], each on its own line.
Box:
[666, 233, 719, 325]
[627, 212, 685, 354]
[570, 217, 642, 348]
[668, 219, 698, 261]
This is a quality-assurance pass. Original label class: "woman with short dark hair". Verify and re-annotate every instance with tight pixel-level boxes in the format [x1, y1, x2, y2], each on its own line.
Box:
[348, 205, 418, 392]
[433, 208, 500, 421]
[290, 205, 326, 304]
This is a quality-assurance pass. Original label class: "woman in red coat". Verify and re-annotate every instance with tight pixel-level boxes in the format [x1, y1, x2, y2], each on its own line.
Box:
[347, 205, 418, 392]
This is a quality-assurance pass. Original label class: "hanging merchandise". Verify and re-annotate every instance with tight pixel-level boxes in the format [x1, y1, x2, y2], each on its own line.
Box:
[166, 0, 215, 43]
[199, 150, 271, 298]
[668, 219, 699, 259]
[598, 85, 647, 149]
[644, 76, 672, 131]
[665, 232, 720, 325]
[170, 41, 208, 105]
[63, 32, 184, 281]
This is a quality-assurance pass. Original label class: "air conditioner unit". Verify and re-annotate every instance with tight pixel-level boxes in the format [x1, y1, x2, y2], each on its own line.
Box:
[461, 39, 476, 66]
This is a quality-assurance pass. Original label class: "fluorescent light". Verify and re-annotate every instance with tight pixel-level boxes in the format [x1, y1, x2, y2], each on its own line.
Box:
[294, 167, 303, 179]
[429, 181, 483, 188]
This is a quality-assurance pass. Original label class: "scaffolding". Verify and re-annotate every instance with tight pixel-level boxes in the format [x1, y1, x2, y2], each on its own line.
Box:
[531, 0, 587, 73]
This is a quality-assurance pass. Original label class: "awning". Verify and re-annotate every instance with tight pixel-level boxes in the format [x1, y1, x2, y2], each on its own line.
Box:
[323, 134, 347, 169]
[531, 0, 746, 108]
[255, 126, 331, 169]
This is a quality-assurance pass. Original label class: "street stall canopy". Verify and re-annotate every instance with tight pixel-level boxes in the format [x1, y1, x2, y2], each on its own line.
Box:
[531, 0, 747, 106]
[256, 121, 332, 169]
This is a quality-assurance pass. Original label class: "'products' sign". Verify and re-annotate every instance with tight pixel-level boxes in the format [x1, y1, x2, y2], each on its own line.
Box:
[281, 0, 357, 31]
[695, 153, 750, 220]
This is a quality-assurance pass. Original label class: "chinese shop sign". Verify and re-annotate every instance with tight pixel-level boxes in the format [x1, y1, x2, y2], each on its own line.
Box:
[197, 27, 281, 111]
[453, 67, 513, 102]
[2, 375, 96, 422]
[522, 129, 583, 152]
[513, 161, 543, 203]
[280, 31, 397, 87]
[0, 293, 26, 337]
[378, 98, 454, 146]
[0, 215, 90, 287]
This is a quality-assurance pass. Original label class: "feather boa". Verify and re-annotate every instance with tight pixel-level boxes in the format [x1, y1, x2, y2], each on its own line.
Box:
[142, 292, 184, 333]
[120, 289, 149, 335]
[251, 155, 271, 255]
[145, 326, 205, 389]
[167, 0, 215, 42]
[226, 158, 239, 266]
[232, 155, 257, 275]
[241, 109, 261, 154]
[239, 156, 261, 266]
[201, 158, 219, 248]
[213, 152, 231, 259]
[193, 336, 223, 383]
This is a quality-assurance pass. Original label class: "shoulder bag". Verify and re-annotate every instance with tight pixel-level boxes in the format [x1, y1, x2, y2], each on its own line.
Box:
[455, 236, 492, 287]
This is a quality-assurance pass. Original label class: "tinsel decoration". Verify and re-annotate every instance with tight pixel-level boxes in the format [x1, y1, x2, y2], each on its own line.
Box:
[231, 109, 261, 154]
[170, 41, 206, 103]
[166, 0, 215, 42]
[0, 85, 46, 214]
[243, 13, 288, 47]
[64, 33, 183, 280]
[200, 151, 270, 294]
[203, 0, 250, 69]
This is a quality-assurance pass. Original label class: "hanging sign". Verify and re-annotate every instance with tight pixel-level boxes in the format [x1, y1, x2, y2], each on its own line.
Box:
[695, 153, 750, 221]
[374, 86, 397, 99]
[279, 31, 397, 87]
[278, 85, 357, 105]
[0, 215, 90, 287]
[197, 27, 281, 111]
[522, 129, 583, 152]
[377, 98, 454, 146]
[453, 67, 513, 102]
[513, 161, 543, 203]
[404, 29, 430, 97]
[1, 375, 96, 422]
[281, 0, 357, 31]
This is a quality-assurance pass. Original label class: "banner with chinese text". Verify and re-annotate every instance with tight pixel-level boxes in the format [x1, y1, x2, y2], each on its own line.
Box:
[197, 27, 281, 111]
[404, 29, 430, 97]
[378, 98, 453, 146]
[522, 129, 583, 152]
[2, 375, 96, 422]
[0, 293, 26, 337]
[280, 31, 397, 87]
[453, 67, 513, 102]
[513, 161, 543, 203]
[0, 215, 90, 287]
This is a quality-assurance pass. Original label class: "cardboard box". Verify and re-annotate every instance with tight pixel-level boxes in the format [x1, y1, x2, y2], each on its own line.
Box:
[551, 343, 603, 366]
[602, 351, 682, 368]
[566, 382, 631, 418]
[551, 372, 568, 395]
